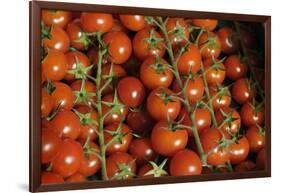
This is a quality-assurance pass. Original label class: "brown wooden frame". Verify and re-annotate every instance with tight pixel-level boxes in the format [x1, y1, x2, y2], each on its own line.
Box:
[29, 1, 271, 192]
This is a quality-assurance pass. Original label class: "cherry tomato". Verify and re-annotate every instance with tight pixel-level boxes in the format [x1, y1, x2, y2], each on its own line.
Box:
[41, 172, 64, 184]
[42, 50, 68, 82]
[217, 27, 239, 54]
[240, 28, 256, 48]
[103, 31, 132, 64]
[51, 139, 83, 178]
[51, 82, 75, 110]
[119, 15, 146, 31]
[106, 152, 136, 179]
[232, 78, 255, 104]
[140, 57, 174, 90]
[117, 76, 146, 108]
[147, 87, 181, 121]
[215, 107, 241, 134]
[42, 26, 70, 53]
[192, 19, 218, 31]
[256, 148, 265, 170]
[111, 19, 129, 34]
[203, 58, 226, 86]
[66, 173, 86, 183]
[80, 12, 113, 33]
[42, 10, 72, 28]
[64, 51, 92, 82]
[151, 121, 188, 157]
[240, 102, 264, 127]
[66, 19, 89, 50]
[176, 44, 202, 75]
[104, 123, 132, 155]
[228, 136, 250, 165]
[137, 164, 154, 178]
[129, 138, 157, 165]
[41, 128, 61, 164]
[209, 86, 231, 110]
[165, 18, 190, 47]
[246, 126, 265, 153]
[234, 160, 256, 172]
[198, 31, 221, 59]
[224, 55, 248, 81]
[133, 27, 166, 61]
[71, 80, 97, 106]
[200, 128, 230, 166]
[169, 149, 202, 176]
[41, 89, 54, 117]
[51, 110, 82, 140]
[101, 94, 129, 125]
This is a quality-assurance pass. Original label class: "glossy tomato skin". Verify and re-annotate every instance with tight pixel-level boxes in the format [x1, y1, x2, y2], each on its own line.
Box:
[41, 128, 62, 164]
[42, 10, 72, 28]
[232, 78, 255, 104]
[117, 77, 146, 108]
[165, 18, 190, 47]
[200, 128, 230, 166]
[129, 138, 157, 165]
[51, 82, 75, 110]
[51, 110, 82, 140]
[51, 139, 83, 178]
[151, 121, 188, 157]
[103, 31, 132, 64]
[246, 126, 265, 153]
[234, 160, 256, 172]
[146, 87, 181, 121]
[177, 44, 202, 75]
[41, 172, 64, 184]
[106, 152, 136, 180]
[209, 86, 231, 110]
[192, 19, 218, 31]
[64, 51, 92, 81]
[203, 58, 226, 86]
[198, 31, 221, 59]
[119, 15, 146, 31]
[80, 12, 113, 33]
[240, 102, 264, 127]
[42, 26, 70, 53]
[101, 94, 129, 125]
[42, 50, 68, 82]
[41, 89, 54, 117]
[256, 148, 265, 169]
[66, 173, 86, 183]
[217, 27, 239, 54]
[66, 19, 88, 50]
[140, 57, 174, 90]
[215, 107, 241, 134]
[104, 123, 132, 155]
[133, 27, 166, 61]
[224, 55, 248, 81]
[169, 149, 202, 176]
[71, 80, 97, 106]
[228, 136, 250, 165]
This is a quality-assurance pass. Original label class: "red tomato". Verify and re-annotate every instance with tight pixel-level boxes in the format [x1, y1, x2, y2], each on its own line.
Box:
[146, 87, 181, 121]
[140, 57, 174, 90]
[51, 82, 75, 110]
[200, 128, 230, 166]
[203, 58, 226, 86]
[51, 110, 82, 140]
[224, 55, 248, 81]
[80, 12, 113, 33]
[165, 18, 190, 47]
[232, 78, 255, 104]
[129, 138, 157, 165]
[234, 160, 256, 172]
[119, 15, 146, 31]
[71, 80, 97, 106]
[106, 152, 136, 179]
[42, 10, 72, 28]
[66, 19, 89, 50]
[169, 149, 202, 176]
[41, 128, 61, 164]
[228, 136, 250, 164]
[217, 27, 239, 54]
[209, 86, 231, 110]
[117, 76, 146, 107]
[246, 126, 265, 153]
[151, 121, 188, 157]
[103, 31, 132, 64]
[42, 26, 70, 53]
[198, 31, 221, 59]
[176, 44, 202, 75]
[41, 89, 54, 117]
[41, 172, 64, 184]
[66, 173, 86, 183]
[42, 50, 68, 82]
[51, 139, 83, 178]
[240, 28, 256, 48]
[240, 102, 264, 127]
[133, 27, 166, 61]
[256, 148, 265, 170]
[215, 107, 241, 134]
[104, 123, 132, 155]
[192, 19, 218, 31]
[137, 164, 154, 178]
[111, 19, 129, 34]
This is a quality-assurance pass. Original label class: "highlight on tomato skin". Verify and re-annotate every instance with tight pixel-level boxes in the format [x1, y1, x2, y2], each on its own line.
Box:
[39, 9, 267, 184]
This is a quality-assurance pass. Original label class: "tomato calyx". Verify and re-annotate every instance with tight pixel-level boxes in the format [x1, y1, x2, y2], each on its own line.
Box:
[144, 159, 168, 177]
[167, 21, 189, 44]
[73, 109, 98, 127]
[45, 80, 56, 94]
[155, 87, 177, 105]
[112, 161, 136, 180]
[210, 85, 231, 102]
[82, 136, 100, 161]
[105, 122, 129, 145]
[149, 56, 170, 74]
[204, 57, 226, 73]
[200, 32, 221, 51]
[102, 91, 126, 119]
[256, 124, 266, 136]
[67, 57, 94, 80]
[73, 80, 96, 106]
[145, 29, 164, 51]
[41, 23, 52, 40]
[217, 108, 239, 132]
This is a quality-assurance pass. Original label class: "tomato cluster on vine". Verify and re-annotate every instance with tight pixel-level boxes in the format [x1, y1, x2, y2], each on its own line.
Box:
[40, 10, 266, 184]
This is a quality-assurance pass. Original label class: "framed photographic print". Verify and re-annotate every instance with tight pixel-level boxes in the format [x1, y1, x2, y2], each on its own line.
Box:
[29, 1, 271, 192]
